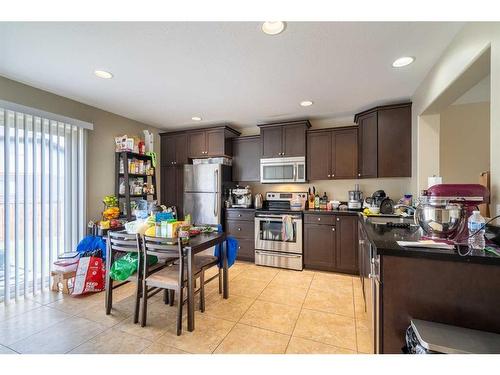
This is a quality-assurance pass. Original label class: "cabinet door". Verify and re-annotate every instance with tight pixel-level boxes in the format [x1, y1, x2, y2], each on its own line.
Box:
[304, 224, 336, 271]
[335, 216, 358, 274]
[174, 134, 188, 165]
[161, 135, 176, 166]
[232, 136, 260, 182]
[283, 123, 307, 157]
[260, 126, 283, 158]
[307, 131, 332, 180]
[377, 105, 411, 177]
[188, 131, 206, 158]
[206, 129, 225, 156]
[358, 112, 378, 178]
[332, 128, 358, 179]
[161, 166, 177, 207]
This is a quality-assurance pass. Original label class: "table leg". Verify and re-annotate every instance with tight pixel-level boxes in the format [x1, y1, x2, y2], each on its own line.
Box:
[223, 239, 229, 299]
[187, 247, 195, 332]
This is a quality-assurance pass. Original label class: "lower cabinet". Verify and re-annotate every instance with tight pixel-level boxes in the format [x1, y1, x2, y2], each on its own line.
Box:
[225, 209, 255, 262]
[304, 214, 359, 274]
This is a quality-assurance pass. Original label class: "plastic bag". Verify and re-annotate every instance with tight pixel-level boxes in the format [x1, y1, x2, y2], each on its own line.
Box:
[76, 235, 107, 260]
[109, 252, 158, 281]
[124, 219, 152, 235]
[72, 256, 105, 295]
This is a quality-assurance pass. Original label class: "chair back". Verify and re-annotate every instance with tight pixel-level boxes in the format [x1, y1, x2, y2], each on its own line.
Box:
[107, 230, 141, 254]
[142, 236, 184, 281]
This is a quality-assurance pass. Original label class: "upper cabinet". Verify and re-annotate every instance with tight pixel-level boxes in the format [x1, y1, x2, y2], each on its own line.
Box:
[354, 103, 412, 178]
[258, 120, 310, 158]
[232, 136, 260, 182]
[307, 126, 358, 180]
[185, 125, 240, 159]
[160, 132, 188, 166]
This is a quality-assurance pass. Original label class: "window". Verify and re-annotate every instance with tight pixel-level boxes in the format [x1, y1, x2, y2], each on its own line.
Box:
[0, 100, 91, 303]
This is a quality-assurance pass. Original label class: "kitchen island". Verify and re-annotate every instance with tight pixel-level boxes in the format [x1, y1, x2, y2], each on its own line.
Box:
[359, 216, 500, 353]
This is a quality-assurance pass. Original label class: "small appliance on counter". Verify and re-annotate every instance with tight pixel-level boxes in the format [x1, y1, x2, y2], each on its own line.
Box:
[254, 193, 263, 209]
[348, 184, 364, 210]
[364, 190, 394, 214]
[415, 184, 490, 244]
[230, 186, 253, 208]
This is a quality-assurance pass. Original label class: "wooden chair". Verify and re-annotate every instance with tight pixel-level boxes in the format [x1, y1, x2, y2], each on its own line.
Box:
[141, 236, 204, 335]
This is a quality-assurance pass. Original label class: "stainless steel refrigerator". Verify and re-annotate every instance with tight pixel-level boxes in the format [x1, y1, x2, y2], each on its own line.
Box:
[183, 164, 233, 225]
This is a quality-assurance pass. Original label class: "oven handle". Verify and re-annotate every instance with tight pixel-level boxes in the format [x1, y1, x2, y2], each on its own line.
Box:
[255, 250, 302, 258]
[255, 214, 302, 219]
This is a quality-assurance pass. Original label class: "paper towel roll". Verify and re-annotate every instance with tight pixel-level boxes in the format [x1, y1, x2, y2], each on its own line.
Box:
[428, 176, 442, 188]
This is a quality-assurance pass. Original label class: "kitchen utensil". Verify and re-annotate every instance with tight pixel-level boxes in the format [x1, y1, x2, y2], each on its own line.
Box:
[254, 193, 263, 209]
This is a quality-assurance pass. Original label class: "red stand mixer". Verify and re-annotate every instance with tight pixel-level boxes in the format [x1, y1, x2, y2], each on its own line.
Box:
[415, 184, 490, 245]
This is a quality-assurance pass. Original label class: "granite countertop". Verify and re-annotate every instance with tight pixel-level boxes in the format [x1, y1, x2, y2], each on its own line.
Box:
[360, 216, 500, 266]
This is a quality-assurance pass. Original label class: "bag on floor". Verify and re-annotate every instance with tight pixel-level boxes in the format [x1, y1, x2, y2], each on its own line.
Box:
[72, 256, 105, 295]
[109, 252, 158, 281]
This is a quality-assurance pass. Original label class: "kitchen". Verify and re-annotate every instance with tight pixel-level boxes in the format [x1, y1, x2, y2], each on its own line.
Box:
[1, 14, 500, 369]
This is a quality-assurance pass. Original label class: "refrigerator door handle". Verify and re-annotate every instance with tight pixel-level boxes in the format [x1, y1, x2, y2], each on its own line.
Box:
[214, 169, 219, 217]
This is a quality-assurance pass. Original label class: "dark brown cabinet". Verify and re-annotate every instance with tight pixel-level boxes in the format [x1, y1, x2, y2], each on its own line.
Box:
[232, 136, 260, 182]
[304, 222, 336, 271]
[335, 215, 358, 273]
[304, 213, 358, 274]
[160, 165, 184, 217]
[307, 127, 358, 180]
[225, 208, 255, 262]
[160, 132, 188, 166]
[187, 126, 240, 158]
[259, 120, 310, 158]
[355, 103, 411, 178]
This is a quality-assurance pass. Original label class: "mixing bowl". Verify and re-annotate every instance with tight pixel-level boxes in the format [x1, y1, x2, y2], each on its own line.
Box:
[414, 201, 464, 239]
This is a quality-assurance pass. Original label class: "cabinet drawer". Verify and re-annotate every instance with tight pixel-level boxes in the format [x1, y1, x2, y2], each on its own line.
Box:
[226, 210, 255, 221]
[235, 239, 255, 262]
[226, 220, 255, 239]
[304, 214, 336, 225]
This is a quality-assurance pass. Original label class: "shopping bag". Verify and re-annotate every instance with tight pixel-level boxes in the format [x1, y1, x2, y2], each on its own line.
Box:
[72, 256, 105, 295]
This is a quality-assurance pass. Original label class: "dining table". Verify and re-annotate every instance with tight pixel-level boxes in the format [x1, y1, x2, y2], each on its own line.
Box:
[183, 231, 229, 331]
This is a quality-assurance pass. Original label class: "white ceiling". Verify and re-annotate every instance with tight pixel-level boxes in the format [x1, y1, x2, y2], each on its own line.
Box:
[0, 22, 464, 130]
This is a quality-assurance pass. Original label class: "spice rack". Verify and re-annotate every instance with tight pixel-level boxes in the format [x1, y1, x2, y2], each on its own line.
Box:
[115, 151, 157, 221]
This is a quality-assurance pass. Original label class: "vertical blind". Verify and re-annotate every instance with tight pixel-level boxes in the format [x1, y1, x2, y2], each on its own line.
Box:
[0, 100, 91, 303]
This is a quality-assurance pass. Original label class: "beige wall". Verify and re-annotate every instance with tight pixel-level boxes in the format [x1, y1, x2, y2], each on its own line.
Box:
[439, 102, 490, 184]
[412, 23, 500, 220]
[0, 75, 162, 222]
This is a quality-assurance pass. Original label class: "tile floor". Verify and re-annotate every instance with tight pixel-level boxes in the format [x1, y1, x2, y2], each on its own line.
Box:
[0, 261, 372, 354]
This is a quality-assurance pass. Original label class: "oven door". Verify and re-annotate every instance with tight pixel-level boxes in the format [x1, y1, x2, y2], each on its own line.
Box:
[260, 157, 306, 183]
[255, 214, 303, 254]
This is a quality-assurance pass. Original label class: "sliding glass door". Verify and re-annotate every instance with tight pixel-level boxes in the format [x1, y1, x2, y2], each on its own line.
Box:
[0, 102, 89, 303]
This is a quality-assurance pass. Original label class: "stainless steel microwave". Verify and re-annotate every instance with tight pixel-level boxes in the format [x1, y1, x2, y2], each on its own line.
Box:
[260, 156, 306, 184]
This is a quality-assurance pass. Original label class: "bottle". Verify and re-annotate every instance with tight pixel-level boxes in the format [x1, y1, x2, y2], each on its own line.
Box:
[314, 191, 320, 209]
[308, 187, 315, 209]
[468, 210, 485, 253]
[320, 192, 328, 210]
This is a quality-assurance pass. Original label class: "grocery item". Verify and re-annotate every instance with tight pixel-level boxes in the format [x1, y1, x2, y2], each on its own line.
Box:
[103, 195, 119, 208]
[103, 206, 120, 220]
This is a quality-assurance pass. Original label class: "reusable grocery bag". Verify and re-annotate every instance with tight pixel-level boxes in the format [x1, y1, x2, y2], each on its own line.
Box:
[109, 252, 158, 281]
[72, 256, 105, 295]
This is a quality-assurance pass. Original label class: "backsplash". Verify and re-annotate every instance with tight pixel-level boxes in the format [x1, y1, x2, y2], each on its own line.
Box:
[239, 177, 413, 203]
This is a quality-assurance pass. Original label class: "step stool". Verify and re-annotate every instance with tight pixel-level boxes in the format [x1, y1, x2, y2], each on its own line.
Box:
[51, 270, 76, 294]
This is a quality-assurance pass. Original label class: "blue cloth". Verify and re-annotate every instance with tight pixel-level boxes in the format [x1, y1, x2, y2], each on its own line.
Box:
[76, 235, 107, 260]
[214, 224, 238, 268]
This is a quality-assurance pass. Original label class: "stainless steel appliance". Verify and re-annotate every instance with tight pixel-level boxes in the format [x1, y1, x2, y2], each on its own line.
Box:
[415, 184, 490, 243]
[358, 220, 380, 354]
[183, 164, 233, 225]
[254, 192, 307, 270]
[254, 193, 263, 209]
[260, 156, 306, 184]
[348, 184, 364, 210]
[231, 186, 252, 208]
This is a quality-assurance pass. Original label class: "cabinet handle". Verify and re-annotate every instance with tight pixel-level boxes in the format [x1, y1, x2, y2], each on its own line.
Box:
[238, 246, 241, 250]
[317, 217, 321, 221]
[332, 174, 335, 177]
[237, 227, 241, 231]
[327, 174, 331, 178]
[358, 173, 361, 177]
[332, 227, 336, 231]
[238, 214, 242, 217]
[337, 218, 340, 221]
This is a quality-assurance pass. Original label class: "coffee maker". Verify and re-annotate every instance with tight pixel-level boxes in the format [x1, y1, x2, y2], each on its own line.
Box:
[230, 186, 253, 208]
[348, 184, 364, 210]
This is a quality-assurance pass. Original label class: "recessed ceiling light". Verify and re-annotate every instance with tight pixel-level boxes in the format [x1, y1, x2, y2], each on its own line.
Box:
[300, 100, 313, 107]
[392, 56, 415, 68]
[262, 21, 286, 35]
[191, 116, 202, 121]
[94, 70, 113, 79]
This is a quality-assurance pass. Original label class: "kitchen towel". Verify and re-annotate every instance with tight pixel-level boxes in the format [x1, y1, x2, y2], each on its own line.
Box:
[281, 215, 294, 242]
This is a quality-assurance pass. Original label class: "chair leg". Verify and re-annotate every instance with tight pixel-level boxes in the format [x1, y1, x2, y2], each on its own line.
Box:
[169, 289, 175, 306]
[141, 281, 148, 327]
[133, 281, 141, 324]
[218, 268, 222, 295]
[177, 288, 183, 336]
[200, 272, 205, 313]
[163, 289, 170, 305]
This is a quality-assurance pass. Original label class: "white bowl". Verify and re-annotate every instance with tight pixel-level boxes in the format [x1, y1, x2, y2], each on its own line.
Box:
[369, 207, 380, 214]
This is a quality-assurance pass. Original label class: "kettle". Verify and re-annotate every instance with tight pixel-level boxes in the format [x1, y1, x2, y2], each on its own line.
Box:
[254, 193, 263, 209]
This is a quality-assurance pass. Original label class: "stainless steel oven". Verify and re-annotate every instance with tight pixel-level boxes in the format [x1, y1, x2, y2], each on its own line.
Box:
[260, 156, 306, 184]
[254, 212, 303, 270]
